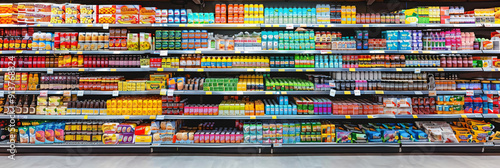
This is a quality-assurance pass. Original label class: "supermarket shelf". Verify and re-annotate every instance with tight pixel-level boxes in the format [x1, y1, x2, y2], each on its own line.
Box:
[6, 90, 91, 95]
[482, 90, 499, 94]
[152, 143, 271, 153]
[272, 143, 400, 153]
[262, 24, 421, 28]
[156, 24, 261, 29]
[13, 115, 157, 120]
[400, 142, 485, 153]
[482, 114, 500, 119]
[394, 114, 483, 119]
[14, 143, 151, 148]
[334, 90, 482, 95]
[417, 24, 482, 28]
[174, 91, 328, 95]
[9, 67, 486, 73]
[158, 115, 272, 120]
[152, 143, 270, 148]
[481, 50, 500, 54]
[2, 143, 151, 153]
[274, 114, 396, 119]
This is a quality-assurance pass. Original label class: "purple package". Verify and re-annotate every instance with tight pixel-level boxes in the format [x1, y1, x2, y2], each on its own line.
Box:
[118, 134, 135, 144]
[116, 124, 135, 134]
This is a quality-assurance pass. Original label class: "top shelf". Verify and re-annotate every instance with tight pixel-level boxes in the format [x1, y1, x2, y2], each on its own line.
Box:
[0, 23, 492, 29]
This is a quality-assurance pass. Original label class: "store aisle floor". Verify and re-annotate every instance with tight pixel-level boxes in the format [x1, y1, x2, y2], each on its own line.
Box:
[1, 153, 500, 168]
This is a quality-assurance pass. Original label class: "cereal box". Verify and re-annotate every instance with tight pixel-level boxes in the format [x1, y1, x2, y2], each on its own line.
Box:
[116, 14, 138, 24]
[117, 5, 140, 14]
[80, 5, 96, 15]
[65, 14, 79, 24]
[98, 5, 116, 14]
[98, 14, 115, 24]
[34, 3, 52, 13]
[65, 4, 80, 14]
[51, 4, 65, 14]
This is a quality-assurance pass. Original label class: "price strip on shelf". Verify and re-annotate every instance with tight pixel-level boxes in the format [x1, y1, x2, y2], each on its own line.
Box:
[167, 89, 174, 97]
[375, 91, 384, 95]
[113, 51, 120, 54]
[428, 91, 437, 96]
[103, 24, 109, 29]
[415, 91, 423, 95]
[157, 115, 164, 120]
[466, 90, 474, 96]
[40, 90, 48, 97]
[274, 143, 282, 147]
[112, 91, 119, 97]
[286, 24, 294, 29]
[237, 91, 243, 95]
[160, 50, 168, 56]
[396, 68, 402, 72]
[47, 68, 54, 74]
[0, 91, 4, 97]
[414, 68, 421, 74]
[63, 90, 71, 97]
[370, 50, 384, 54]
[160, 89, 167, 96]
[354, 90, 361, 96]
[320, 50, 332, 54]
[484, 142, 494, 146]
[77, 91, 84, 96]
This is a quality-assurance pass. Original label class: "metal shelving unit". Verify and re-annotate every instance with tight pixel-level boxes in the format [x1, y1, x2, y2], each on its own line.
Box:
[272, 143, 401, 153]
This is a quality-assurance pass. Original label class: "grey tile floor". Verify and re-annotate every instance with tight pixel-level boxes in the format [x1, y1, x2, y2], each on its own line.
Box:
[1, 153, 500, 168]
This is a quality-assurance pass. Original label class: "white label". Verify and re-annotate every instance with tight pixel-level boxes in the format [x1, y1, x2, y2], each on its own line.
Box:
[354, 90, 361, 96]
[414, 68, 421, 74]
[330, 89, 336, 97]
[320, 50, 331, 54]
[274, 143, 282, 147]
[484, 142, 494, 146]
[415, 91, 423, 95]
[255, 68, 266, 72]
[485, 23, 493, 27]
[40, 90, 48, 97]
[160, 50, 168, 56]
[103, 24, 109, 29]
[63, 90, 71, 97]
[0, 91, 4, 97]
[112, 90, 119, 96]
[167, 89, 174, 96]
[77, 91, 84, 96]
[237, 91, 243, 95]
[157, 115, 165, 120]
[466, 90, 474, 96]
[113, 51, 120, 54]
[370, 50, 384, 53]
[47, 68, 54, 74]
[286, 24, 294, 29]
[160, 89, 167, 96]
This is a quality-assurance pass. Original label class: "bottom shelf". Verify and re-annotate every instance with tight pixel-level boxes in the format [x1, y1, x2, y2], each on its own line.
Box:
[1, 142, 497, 153]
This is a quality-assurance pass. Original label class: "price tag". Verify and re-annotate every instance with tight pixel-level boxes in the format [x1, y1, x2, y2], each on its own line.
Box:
[250, 116, 256, 119]
[329, 81, 336, 88]
[110, 69, 117, 72]
[367, 115, 374, 119]
[264, 24, 271, 27]
[345, 115, 351, 119]
[47, 68, 54, 74]
[466, 90, 474, 96]
[497, 114, 500, 118]
[306, 69, 315, 72]
[363, 24, 369, 27]
[354, 90, 361, 96]
[344, 91, 351, 95]
[415, 91, 423, 95]
[235, 51, 241, 54]
[255, 68, 267, 72]
[318, 24, 325, 27]
[414, 68, 421, 74]
[484, 142, 494, 146]
[160, 89, 167, 96]
[349, 68, 355, 72]
[286, 24, 294, 29]
[86, 24, 93, 27]
[16, 50, 22, 54]
[437, 68, 444, 71]
[0, 91, 3, 97]
[375, 91, 384, 94]
[40, 90, 48, 97]
[178, 24, 186, 27]
[370, 50, 384, 53]
[167, 89, 174, 96]
[461, 114, 467, 118]
[152, 143, 160, 146]
[278, 69, 285, 72]
[197, 69, 204, 72]
[206, 91, 212, 95]
[265, 92, 273, 95]
[83, 115, 88, 119]
[320, 50, 332, 54]
[396, 68, 402, 72]
[63, 90, 71, 97]
[281, 91, 287, 95]
[112, 90, 119, 96]
[157, 115, 165, 120]
[160, 50, 168, 56]
[299, 24, 307, 27]
[35, 51, 40, 54]
[149, 115, 156, 119]
[78, 68, 85, 72]
[195, 50, 202, 54]
[103, 24, 109, 29]
[296, 69, 303, 72]
[412, 51, 419, 54]
[272, 24, 280, 27]
[77, 91, 84, 96]
[274, 143, 282, 147]
[413, 115, 418, 118]
[77, 51, 83, 54]
[485, 23, 493, 27]
[157, 68, 164, 72]
[124, 115, 130, 119]
[45, 51, 50, 54]
[177, 68, 184, 71]
[237, 91, 243, 95]
[428, 91, 437, 96]
[330, 89, 336, 97]
[272, 116, 277, 119]
[113, 51, 120, 54]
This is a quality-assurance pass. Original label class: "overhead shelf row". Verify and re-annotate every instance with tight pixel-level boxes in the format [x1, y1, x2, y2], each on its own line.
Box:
[1, 23, 497, 28]
[0, 50, 492, 55]
[0, 113, 492, 120]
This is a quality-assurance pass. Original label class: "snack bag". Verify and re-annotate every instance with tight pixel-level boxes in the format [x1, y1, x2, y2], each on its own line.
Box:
[35, 124, 45, 144]
[19, 127, 29, 143]
[54, 122, 65, 143]
[28, 125, 36, 144]
[45, 123, 55, 144]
